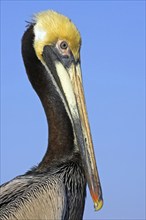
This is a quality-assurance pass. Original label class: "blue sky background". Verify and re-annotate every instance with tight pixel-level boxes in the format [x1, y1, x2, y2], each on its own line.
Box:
[1, 1, 145, 219]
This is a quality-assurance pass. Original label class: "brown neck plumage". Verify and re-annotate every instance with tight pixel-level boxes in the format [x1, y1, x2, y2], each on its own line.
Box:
[22, 25, 75, 170]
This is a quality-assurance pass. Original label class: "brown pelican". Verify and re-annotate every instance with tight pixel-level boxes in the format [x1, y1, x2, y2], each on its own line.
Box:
[0, 10, 103, 220]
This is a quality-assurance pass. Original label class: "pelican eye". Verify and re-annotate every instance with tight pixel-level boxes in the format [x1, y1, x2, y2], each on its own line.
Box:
[60, 41, 68, 50]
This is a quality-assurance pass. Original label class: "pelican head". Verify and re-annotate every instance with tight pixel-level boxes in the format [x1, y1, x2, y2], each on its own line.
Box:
[25, 10, 103, 211]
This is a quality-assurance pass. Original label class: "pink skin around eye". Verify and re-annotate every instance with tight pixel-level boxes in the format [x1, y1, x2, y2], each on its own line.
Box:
[56, 39, 71, 57]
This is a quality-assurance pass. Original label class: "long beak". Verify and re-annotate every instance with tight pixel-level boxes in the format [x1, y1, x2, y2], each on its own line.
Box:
[54, 60, 103, 211]
[69, 63, 103, 211]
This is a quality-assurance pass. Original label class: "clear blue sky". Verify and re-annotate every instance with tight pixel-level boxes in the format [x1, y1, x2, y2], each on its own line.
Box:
[1, 1, 145, 219]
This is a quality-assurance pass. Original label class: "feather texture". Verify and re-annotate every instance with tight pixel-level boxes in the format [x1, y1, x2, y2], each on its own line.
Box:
[0, 160, 86, 220]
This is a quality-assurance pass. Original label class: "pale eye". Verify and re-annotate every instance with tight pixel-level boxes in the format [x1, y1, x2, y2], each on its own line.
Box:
[60, 41, 68, 50]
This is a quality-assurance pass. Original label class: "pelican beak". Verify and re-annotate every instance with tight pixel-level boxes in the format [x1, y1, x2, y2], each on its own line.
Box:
[42, 45, 103, 210]
[67, 63, 103, 211]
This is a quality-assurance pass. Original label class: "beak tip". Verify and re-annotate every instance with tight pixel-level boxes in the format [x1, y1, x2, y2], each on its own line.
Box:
[90, 188, 103, 211]
[94, 199, 103, 211]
